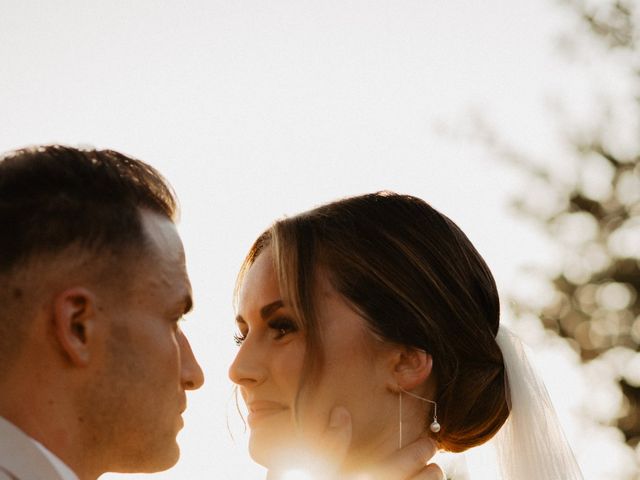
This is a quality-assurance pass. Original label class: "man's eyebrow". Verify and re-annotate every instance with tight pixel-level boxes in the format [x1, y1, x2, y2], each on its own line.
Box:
[235, 300, 284, 325]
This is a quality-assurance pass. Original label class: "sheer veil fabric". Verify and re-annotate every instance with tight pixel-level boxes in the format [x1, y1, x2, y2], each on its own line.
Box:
[465, 327, 584, 480]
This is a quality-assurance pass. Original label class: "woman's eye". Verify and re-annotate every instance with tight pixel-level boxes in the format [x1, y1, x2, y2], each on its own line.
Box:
[268, 317, 298, 340]
[233, 332, 247, 346]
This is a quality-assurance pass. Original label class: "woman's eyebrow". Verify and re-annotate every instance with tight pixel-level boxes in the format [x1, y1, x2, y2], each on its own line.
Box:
[235, 299, 284, 325]
[260, 300, 284, 319]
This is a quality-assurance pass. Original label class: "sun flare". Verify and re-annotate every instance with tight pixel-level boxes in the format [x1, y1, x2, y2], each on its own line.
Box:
[281, 469, 314, 480]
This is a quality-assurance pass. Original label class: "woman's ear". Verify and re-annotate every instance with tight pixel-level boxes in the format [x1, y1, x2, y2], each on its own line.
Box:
[387, 347, 433, 391]
[52, 287, 98, 366]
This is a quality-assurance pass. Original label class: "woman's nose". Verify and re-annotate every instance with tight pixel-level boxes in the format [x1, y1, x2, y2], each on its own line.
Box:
[228, 337, 267, 387]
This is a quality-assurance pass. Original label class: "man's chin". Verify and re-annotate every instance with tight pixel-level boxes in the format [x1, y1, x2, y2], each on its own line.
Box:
[148, 443, 181, 472]
[113, 442, 181, 474]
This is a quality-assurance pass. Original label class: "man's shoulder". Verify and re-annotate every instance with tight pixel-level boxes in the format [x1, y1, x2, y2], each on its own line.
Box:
[0, 418, 63, 480]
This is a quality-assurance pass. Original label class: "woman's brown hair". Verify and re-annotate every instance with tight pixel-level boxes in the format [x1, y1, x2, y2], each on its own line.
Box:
[236, 191, 509, 452]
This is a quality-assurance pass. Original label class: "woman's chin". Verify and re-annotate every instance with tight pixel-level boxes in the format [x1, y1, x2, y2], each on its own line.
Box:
[248, 430, 296, 469]
[249, 433, 328, 475]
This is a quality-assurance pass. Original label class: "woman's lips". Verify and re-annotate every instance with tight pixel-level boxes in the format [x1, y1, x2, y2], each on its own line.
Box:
[247, 401, 288, 427]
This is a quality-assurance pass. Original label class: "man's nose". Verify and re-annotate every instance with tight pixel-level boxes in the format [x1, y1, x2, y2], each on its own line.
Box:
[179, 332, 205, 390]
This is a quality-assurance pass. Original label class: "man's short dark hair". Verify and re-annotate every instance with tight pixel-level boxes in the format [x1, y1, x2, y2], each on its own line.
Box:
[0, 145, 178, 369]
[0, 145, 178, 273]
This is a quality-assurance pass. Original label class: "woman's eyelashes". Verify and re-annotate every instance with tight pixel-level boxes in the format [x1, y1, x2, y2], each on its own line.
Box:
[233, 316, 299, 346]
[233, 332, 247, 346]
[268, 317, 298, 339]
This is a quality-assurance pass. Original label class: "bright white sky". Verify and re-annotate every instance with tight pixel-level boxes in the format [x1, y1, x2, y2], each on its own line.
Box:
[1, 1, 631, 478]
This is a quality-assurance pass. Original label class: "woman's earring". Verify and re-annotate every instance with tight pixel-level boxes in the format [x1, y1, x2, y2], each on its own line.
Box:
[399, 386, 403, 449]
[398, 385, 440, 449]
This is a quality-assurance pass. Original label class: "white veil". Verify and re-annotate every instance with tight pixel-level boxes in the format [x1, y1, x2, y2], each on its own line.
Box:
[464, 326, 583, 479]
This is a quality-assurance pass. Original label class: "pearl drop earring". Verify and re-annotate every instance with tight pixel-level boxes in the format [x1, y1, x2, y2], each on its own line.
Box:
[398, 386, 440, 448]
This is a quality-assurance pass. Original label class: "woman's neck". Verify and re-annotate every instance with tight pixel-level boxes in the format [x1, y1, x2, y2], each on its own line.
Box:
[265, 398, 429, 478]
[340, 412, 426, 475]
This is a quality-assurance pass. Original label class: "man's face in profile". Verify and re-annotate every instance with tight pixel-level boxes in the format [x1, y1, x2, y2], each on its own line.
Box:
[83, 210, 204, 473]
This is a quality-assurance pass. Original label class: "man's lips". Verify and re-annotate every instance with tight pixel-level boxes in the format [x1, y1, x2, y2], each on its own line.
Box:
[247, 400, 288, 427]
[177, 399, 187, 429]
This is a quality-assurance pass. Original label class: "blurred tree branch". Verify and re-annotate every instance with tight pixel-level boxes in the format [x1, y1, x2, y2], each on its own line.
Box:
[471, 0, 640, 465]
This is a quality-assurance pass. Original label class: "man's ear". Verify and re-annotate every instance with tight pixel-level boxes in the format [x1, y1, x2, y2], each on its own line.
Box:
[52, 287, 98, 366]
[387, 347, 433, 391]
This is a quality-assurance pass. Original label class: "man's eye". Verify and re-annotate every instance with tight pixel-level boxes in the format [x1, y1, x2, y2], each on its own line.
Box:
[268, 317, 298, 340]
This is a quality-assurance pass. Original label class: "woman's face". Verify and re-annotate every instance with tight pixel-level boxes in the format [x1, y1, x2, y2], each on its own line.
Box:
[229, 250, 398, 470]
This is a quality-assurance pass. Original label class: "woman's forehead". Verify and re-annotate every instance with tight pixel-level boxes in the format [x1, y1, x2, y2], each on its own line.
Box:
[237, 251, 280, 310]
